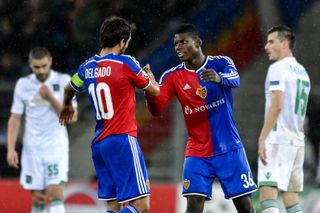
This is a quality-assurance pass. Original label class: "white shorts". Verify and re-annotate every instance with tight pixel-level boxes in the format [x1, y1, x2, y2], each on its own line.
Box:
[20, 153, 69, 190]
[258, 143, 304, 192]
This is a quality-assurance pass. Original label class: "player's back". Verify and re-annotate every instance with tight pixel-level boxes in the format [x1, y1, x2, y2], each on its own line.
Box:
[266, 57, 310, 144]
[75, 53, 149, 143]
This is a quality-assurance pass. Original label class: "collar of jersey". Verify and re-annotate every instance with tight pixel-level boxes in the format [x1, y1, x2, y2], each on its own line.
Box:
[94, 52, 115, 59]
[183, 56, 208, 73]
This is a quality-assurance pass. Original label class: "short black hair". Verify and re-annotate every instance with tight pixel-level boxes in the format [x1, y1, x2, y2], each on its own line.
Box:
[268, 24, 295, 50]
[99, 16, 136, 48]
[29, 46, 51, 60]
[175, 24, 200, 39]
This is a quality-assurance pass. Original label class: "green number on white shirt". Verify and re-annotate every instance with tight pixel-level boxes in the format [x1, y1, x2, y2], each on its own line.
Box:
[294, 79, 310, 116]
[88, 82, 114, 120]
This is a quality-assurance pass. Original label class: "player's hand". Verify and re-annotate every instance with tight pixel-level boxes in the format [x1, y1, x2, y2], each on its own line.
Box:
[59, 104, 75, 126]
[39, 84, 53, 100]
[200, 68, 221, 83]
[143, 64, 159, 87]
[7, 149, 19, 169]
[143, 64, 156, 82]
[258, 140, 267, 165]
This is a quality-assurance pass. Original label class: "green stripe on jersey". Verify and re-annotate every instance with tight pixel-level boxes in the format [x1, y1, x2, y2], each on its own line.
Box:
[71, 73, 84, 88]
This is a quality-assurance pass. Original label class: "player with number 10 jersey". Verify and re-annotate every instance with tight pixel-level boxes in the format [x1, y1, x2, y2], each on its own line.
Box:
[60, 17, 159, 212]
[70, 53, 150, 143]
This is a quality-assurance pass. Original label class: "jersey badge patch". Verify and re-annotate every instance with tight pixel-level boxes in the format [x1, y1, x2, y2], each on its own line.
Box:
[265, 172, 272, 179]
[196, 86, 207, 99]
[53, 84, 60, 91]
[26, 175, 32, 184]
[183, 179, 190, 190]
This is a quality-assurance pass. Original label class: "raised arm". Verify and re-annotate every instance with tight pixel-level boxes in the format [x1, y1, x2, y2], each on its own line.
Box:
[144, 66, 174, 116]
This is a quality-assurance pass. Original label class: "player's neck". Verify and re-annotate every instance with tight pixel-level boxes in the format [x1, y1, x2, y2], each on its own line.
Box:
[185, 53, 206, 70]
[99, 47, 122, 56]
[278, 51, 293, 61]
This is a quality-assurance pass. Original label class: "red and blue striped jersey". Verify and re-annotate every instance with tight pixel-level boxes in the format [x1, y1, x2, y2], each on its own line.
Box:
[70, 53, 150, 143]
[147, 56, 243, 157]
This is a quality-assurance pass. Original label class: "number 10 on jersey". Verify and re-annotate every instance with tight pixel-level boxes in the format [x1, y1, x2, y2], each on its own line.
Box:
[88, 82, 114, 120]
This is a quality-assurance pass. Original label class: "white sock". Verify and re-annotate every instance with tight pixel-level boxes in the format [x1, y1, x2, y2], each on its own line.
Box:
[262, 208, 280, 213]
[49, 200, 65, 213]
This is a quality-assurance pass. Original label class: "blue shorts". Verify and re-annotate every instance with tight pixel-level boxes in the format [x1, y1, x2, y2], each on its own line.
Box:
[91, 134, 150, 203]
[182, 148, 257, 199]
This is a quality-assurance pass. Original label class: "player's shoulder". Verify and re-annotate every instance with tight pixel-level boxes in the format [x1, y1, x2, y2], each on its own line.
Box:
[81, 55, 97, 67]
[159, 63, 184, 84]
[16, 73, 34, 87]
[268, 60, 289, 77]
[208, 55, 235, 66]
[50, 69, 71, 82]
[119, 54, 140, 67]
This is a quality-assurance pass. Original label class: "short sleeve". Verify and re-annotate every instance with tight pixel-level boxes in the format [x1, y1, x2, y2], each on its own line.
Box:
[123, 55, 150, 89]
[267, 63, 286, 92]
[70, 65, 85, 92]
[11, 79, 25, 114]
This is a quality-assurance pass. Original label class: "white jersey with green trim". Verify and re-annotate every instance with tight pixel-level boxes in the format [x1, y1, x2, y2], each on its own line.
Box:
[11, 70, 76, 155]
[264, 57, 310, 146]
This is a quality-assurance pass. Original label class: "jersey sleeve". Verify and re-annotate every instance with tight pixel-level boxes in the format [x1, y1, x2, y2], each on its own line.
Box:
[123, 55, 150, 89]
[11, 78, 25, 115]
[146, 71, 174, 116]
[70, 65, 85, 92]
[216, 56, 240, 88]
[267, 62, 286, 92]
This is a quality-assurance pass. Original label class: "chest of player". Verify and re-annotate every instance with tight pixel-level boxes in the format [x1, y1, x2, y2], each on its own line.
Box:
[21, 82, 62, 107]
[173, 70, 224, 105]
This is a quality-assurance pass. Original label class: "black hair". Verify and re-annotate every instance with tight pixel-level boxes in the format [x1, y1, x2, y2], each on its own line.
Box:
[268, 24, 295, 50]
[99, 16, 136, 48]
[29, 46, 51, 60]
[175, 24, 200, 39]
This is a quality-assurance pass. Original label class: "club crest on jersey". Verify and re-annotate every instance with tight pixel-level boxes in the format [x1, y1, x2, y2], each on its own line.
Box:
[26, 175, 32, 184]
[196, 86, 207, 99]
[53, 84, 60, 91]
[183, 179, 190, 190]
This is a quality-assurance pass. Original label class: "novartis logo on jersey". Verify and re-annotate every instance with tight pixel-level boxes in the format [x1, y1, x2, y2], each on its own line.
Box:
[85, 66, 111, 79]
[184, 98, 225, 115]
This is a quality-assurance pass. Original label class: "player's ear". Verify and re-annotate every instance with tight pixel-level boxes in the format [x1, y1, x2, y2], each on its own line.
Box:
[195, 38, 202, 48]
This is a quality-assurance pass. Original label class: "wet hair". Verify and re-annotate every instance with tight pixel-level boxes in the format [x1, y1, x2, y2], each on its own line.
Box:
[268, 24, 295, 50]
[29, 47, 51, 60]
[175, 24, 200, 39]
[99, 16, 136, 48]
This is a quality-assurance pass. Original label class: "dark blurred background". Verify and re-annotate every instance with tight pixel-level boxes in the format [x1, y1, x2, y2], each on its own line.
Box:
[1, 0, 320, 202]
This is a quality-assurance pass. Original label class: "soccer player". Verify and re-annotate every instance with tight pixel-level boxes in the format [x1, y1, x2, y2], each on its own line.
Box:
[59, 17, 159, 213]
[6, 46, 78, 213]
[145, 24, 257, 213]
[258, 25, 310, 213]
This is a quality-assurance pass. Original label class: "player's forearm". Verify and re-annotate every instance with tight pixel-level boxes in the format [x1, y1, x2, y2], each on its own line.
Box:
[145, 81, 160, 97]
[259, 104, 282, 142]
[145, 95, 164, 116]
[48, 95, 63, 115]
[63, 83, 76, 106]
[7, 115, 21, 151]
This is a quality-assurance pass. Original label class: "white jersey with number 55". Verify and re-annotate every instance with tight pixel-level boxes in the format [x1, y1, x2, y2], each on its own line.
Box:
[264, 57, 310, 146]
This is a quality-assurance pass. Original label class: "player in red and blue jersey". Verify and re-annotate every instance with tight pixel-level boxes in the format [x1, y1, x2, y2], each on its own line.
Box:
[145, 24, 257, 213]
[59, 17, 159, 213]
